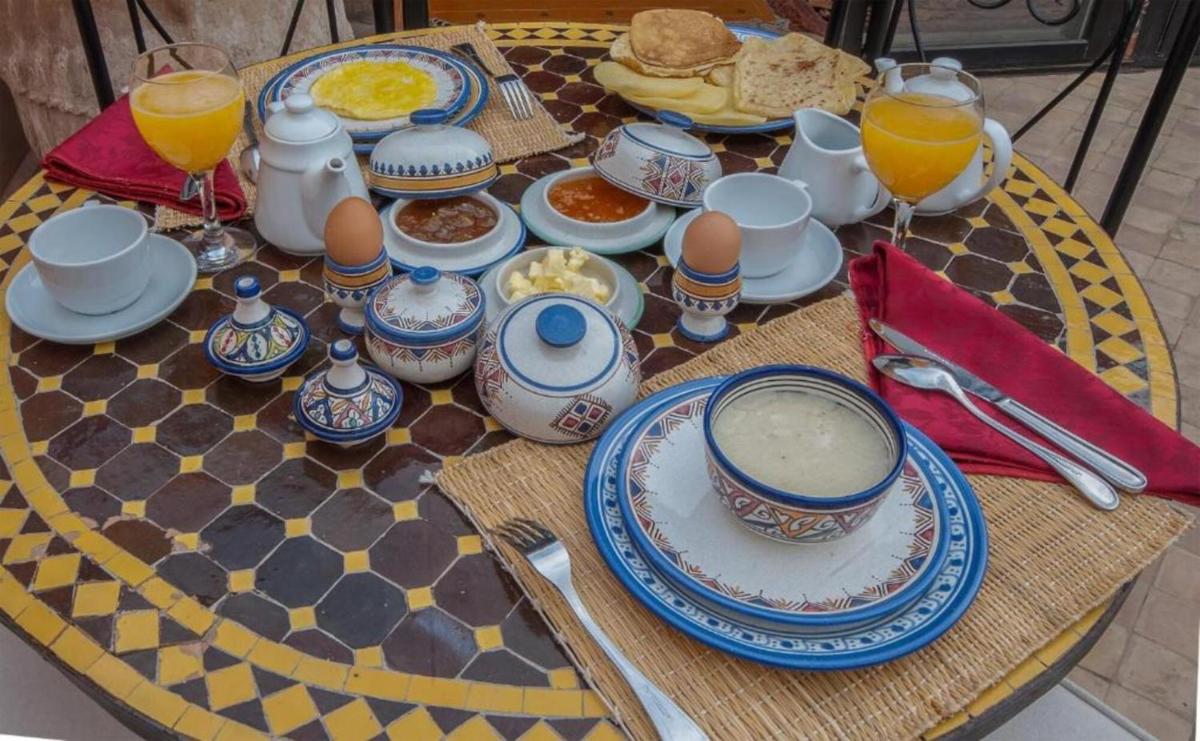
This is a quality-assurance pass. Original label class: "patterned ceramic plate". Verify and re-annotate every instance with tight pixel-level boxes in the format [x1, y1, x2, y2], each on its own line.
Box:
[585, 377, 988, 670]
[258, 45, 473, 140]
[619, 25, 796, 135]
[615, 387, 950, 631]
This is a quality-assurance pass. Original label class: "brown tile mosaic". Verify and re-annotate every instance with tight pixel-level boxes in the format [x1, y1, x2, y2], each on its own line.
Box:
[48, 416, 130, 470]
[311, 488, 393, 551]
[256, 459, 337, 519]
[372, 520, 458, 589]
[145, 473, 234, 532]
[434, 555, 524, 627]
[107, 379, 182, 428]
[362, 445, 440, 502]
[202, 430, 282, 485]
[382, 607, 477, 677]
[155, 404, 233, 456]
[61, 354, 136, 401]
[20, 391, 83, 441]
[101, 519, 172, 564]
[114, 322, 189, 365]
[200, 505, 285, 570]
[256, 536, 343, 607]
[94, 443, 179, 501]
[283, 629, 353, 664]
[316, 573, 406, 648]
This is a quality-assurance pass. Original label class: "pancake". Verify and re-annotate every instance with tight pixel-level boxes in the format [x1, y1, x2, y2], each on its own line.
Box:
[610, 33, 734, 78]
[629, 9, 741, 70]
[310, 60, 437, 120]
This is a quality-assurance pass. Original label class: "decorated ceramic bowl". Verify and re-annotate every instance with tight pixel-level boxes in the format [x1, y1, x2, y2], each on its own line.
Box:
[323, 246, 393, 335]
[703, 365, 908, 544]
[493, 246, 620, 312]
[382, 190, 505, 258]
[365, 267, 485, 384]
[204, 276, 310, 382]
[475, 294, 640, 444]
[367, 108, 498, 199]
[293, 339, 402, 447]
[591, 111, 721, 208]
[671, 260, 741, 342]
[535, 166, 658, 240]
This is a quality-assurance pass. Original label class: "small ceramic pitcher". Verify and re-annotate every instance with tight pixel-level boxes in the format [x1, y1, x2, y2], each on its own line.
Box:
[779, 109, 890, 227]
[876, 57, 1015, 216]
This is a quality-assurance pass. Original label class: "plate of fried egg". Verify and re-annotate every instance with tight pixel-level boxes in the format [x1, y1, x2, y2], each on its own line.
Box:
[259, 45, 484, 146]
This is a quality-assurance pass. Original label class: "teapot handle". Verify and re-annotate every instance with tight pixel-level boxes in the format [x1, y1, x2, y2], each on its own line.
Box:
[955, 118, 1013, 209]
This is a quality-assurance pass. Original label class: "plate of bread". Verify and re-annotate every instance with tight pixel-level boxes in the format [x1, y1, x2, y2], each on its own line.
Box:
[595, 10, 873, 133]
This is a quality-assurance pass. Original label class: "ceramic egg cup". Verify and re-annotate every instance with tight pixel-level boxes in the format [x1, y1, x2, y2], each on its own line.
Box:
[703, 365, 909, 544]
[518, 166, 677, 256]
[591, 112, 721, 209]
[323, 246, 393, 335]
[205, 276, 310, 382]
[671, 260, 741, 343]
[294, 339, 403, 447]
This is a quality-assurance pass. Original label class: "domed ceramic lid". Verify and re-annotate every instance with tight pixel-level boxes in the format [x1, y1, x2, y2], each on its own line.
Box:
[493, 294, 626, 394]
[293, 340, 402, 443]
[617, 111, 713, 160]
[366, 267, 485, 344]
[264, 93, 341, 144]
[367, 109, 499, 199]
[905, 58, 975, 103]
[204, 276, 309, 376]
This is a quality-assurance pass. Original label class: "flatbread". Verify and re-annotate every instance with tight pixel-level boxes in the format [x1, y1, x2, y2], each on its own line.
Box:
[611, 33, 733, 78]
[629, 9, 741, 70]
[733, 33, 866, 118]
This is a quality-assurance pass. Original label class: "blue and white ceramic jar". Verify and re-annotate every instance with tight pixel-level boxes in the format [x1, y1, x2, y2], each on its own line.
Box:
[293, 339, 403, 447]
[591, 111, 721, 208]
[204, 276, 310, 382]
[367, 109, 499, 199]
[365, 266, 484, 384]
[474, 294, 641, 444]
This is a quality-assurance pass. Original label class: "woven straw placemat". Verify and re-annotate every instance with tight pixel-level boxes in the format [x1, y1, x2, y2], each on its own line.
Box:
[437, 293, 1192, 740]
[156, 23, 581, 230]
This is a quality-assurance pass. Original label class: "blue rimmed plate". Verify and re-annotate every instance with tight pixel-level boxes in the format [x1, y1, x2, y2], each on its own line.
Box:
[620, 25, 796, 135]
[258, 45, 475, 142]
[585, 377, 988, 670]
[616, 384, 949, 631]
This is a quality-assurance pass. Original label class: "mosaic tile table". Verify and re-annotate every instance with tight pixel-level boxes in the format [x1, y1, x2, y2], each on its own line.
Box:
[0, 23, 1180, 741]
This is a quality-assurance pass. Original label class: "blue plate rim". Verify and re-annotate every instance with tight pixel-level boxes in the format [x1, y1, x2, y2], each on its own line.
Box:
[584, 376, 989, 670]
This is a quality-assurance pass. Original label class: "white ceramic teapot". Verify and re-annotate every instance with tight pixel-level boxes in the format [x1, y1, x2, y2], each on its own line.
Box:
[779, 108, 890, 227]
[252, 94, 370, 255]
[875, 57, 1014, 216]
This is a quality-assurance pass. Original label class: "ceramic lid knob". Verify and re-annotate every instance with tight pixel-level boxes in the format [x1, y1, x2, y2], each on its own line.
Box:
[536, 304, 586, 348]
[232, 276, 270, 326]
[266, 93, 339, 143]
[284, 94, 315, 114]
[410, 266, 442, 294]
[325, 339, 367, 391]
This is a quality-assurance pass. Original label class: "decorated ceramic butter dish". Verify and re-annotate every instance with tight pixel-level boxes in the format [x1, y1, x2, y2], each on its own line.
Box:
[294, 339, 402, 447]
[367, 109, 499, 199]
[204, 276, 310, 382]
[475, 294, 640, 444]
[591, 111, 721, 208]
[365, 267, 485, 383]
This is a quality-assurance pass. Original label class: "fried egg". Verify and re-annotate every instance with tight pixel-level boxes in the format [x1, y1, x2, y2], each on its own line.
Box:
[310, 60, 437, 120]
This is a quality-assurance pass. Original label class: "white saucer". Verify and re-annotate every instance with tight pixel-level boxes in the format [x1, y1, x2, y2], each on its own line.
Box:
[6, 234, 197, 345]
[382, 201, 526, 277]
[478, 254, 645, 329]
[520, 172, 677, 256]
[664, 209, 843, 304]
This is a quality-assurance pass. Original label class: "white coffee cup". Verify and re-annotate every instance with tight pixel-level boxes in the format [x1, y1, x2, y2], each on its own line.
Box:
[701, 173, 812, 278]
[28, 202, 152, 315]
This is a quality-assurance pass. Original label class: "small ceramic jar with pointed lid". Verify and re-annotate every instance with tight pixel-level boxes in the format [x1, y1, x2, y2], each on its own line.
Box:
[365, 266, 485, 384]
[293, 339, 403, 447]
[474, 294, 641, 444]
[204, 276, 310, 382]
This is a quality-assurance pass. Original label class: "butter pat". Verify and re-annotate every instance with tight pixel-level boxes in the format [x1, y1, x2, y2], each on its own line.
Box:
[507, 248, 612, 304]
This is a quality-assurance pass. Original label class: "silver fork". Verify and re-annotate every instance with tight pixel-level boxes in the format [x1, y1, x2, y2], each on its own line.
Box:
[496, 518, 708, 741]
[450, 42, 535, 121]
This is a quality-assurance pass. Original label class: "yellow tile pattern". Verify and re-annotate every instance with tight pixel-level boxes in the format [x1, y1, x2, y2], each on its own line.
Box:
[262, 684, 320, 736]
[323, 698, 383, 740]
[206, 662, 258, 711]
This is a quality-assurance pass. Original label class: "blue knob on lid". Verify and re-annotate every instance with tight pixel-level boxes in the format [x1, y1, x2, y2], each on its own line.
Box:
[235, 276, 260, 299]
[410, 266, 441, 286]
[657, 111, 694, 130]
[411, 109, 451, 126]
[330, 339, 357, 362]
[536, 304, 586, 348]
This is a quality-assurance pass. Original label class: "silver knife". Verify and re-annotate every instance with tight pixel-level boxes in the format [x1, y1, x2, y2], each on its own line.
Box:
[869, 318, 1147, 493]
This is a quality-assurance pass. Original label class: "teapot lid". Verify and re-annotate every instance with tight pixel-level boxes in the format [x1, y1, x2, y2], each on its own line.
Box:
[365, 267, 485, 344]
[905, 58, 975, 103]
[493, 294, 625, 394]
[265, 94, 340, 143]
[367, 109, 498, 199]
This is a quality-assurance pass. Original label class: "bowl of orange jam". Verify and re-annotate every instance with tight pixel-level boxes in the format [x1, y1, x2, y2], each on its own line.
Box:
[540, 166, 656, 239]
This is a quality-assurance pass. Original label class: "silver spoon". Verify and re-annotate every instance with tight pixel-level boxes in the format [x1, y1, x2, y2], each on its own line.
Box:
[239, 100, 260, 184]
[873, 354, 1120, 511]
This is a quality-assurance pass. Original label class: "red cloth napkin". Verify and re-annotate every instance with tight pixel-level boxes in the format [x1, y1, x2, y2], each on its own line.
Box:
[849, 241, 1200, 504]
[42, 95, 246, 221]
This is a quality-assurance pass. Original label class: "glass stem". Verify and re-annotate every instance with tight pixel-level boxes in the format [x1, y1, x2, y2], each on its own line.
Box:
[196, 170, 224, 244]
[891, 199, 915, 250]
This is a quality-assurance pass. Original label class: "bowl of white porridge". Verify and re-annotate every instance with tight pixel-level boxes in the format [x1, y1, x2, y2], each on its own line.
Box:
[703, 364, 908, 544]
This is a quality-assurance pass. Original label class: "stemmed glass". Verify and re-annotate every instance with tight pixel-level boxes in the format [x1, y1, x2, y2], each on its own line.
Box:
[861, 63, 985, 249]
[129, 42, 254, 272]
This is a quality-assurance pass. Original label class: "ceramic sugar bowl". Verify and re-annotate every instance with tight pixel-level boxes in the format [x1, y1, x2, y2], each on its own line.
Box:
[367, 109, 499, 199]
[205, 276, 310, 382]
[475, 294, 641, 444]
[365, 267, 485, 383]
[591, 111, 721, 208]
[294, 339, 403, 447]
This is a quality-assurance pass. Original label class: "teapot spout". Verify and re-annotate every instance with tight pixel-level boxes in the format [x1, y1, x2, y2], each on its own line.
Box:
[301, 156, 355, 240]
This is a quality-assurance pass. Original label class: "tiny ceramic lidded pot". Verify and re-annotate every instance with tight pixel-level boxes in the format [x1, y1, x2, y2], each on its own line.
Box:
[204, 276, 310, 382]
[672, 211, 742, 342]
[591, 111, 721, 208]
[365, 266, 484, 384]
[322, 197, 393, 335]
[293, 339, 403, 447]
[367, 109, 499, 200]
[475, 294, 640, 444]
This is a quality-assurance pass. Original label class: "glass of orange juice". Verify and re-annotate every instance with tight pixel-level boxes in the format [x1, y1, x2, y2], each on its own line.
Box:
[130, 43, 253, 272]
[861, 63, 984, 249]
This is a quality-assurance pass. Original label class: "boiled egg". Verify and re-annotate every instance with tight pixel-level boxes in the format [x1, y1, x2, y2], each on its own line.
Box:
[681, 210, 741, 274]
[324, 197, 384, 266]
